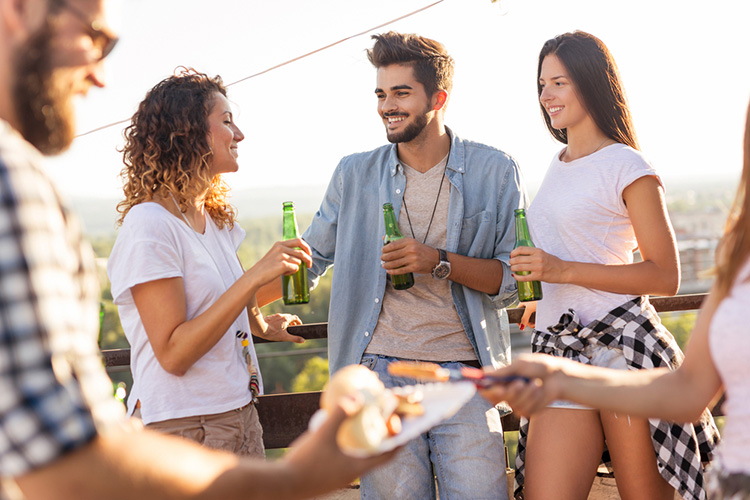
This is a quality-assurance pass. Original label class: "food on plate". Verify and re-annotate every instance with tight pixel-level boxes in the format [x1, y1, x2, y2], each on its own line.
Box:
[391, 386, 426, 417]
[321, 364, 425, 453]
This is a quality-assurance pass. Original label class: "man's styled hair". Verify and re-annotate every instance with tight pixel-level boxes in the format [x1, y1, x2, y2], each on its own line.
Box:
[367, 31, 454, 98]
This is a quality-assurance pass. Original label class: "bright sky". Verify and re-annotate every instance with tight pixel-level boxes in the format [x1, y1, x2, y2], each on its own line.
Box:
[41, 0, 750, 201]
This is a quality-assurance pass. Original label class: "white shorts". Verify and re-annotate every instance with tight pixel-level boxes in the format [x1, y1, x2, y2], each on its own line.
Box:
[548, 343, 628, 410]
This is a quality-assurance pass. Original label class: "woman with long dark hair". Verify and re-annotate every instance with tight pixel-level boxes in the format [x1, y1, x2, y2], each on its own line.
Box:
[486, 97, 750, 499]
[507, 31, 719, 499]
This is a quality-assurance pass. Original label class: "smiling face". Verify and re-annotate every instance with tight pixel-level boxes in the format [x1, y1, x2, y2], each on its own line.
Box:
[375, 63, 435, 144]
[206, 92, 244, 177]
[538, 54, 593, 135]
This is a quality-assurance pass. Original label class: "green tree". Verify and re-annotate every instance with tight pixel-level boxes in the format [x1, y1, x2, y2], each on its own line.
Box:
[291, 357, 330, 392]
[256, 339, 329, 393]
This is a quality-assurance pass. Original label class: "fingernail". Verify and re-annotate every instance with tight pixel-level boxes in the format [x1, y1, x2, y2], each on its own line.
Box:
[519, 324, 525, 330]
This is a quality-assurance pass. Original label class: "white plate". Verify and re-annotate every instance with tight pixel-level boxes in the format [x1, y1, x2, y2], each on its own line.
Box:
[308, 381, 477, 457]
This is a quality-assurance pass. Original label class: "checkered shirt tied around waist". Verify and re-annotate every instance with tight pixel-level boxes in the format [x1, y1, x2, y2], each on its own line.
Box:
[514, 296, 720, 500]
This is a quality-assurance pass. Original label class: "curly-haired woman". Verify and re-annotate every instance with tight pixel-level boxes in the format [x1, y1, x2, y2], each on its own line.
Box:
[107, 68, 311, 457]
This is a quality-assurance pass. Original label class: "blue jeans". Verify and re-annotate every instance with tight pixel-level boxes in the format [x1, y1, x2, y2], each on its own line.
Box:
[359, 354, 508, 500]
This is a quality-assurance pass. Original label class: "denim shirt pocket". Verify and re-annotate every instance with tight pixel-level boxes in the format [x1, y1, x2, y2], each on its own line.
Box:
[458, 210, 494, 258]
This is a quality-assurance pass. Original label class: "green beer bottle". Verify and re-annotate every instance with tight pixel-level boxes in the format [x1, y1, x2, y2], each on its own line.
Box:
[282, 201, 310, 305]
[514, 208, 543, 302]
[383, 203, 414, 290]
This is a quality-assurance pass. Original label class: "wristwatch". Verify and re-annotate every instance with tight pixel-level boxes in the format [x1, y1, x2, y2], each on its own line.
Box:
[431, 248, 451, 280]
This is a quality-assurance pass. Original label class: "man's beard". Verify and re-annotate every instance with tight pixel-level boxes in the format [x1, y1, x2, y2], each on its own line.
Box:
[13, 23, 76, 155]
[385, 109, 429, 144]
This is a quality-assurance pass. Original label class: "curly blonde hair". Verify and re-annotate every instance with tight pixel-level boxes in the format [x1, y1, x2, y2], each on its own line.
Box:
[116, 68, 236, 228]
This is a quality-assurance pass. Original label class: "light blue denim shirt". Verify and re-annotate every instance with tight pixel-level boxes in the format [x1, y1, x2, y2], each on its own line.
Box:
[303, 128, 529, 374]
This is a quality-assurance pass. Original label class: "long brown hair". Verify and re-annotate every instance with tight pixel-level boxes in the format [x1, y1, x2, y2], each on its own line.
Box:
[116, 67, 235, 228]
[537, 31, 639, 150]
[715, 101, 750, 300]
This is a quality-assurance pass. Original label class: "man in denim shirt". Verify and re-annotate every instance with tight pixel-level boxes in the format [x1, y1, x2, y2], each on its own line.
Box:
[302, 32, 528, 499]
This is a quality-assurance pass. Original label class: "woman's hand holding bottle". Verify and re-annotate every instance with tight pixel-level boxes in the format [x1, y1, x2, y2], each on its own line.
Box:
[510, 246, 568, 284]
[245, 238, 312, 288]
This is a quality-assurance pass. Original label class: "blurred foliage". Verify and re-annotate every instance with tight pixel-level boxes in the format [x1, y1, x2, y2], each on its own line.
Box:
[256, 339, 329, 394]
[659, 310, 698, 352]
[237, 213, 313, 264]
[291, 357, 330, 393]
[89, 235, 116, 261]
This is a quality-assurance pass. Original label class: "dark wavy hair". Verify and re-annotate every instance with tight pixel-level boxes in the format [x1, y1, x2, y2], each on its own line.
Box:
[116, 67, 235, 228]
[537, 31, 639, 150]
[367, 31, 454, 99]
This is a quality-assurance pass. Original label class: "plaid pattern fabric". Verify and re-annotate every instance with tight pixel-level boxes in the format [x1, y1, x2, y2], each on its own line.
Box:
[514, 296, 720, 500]
[0, 122, 125, 478]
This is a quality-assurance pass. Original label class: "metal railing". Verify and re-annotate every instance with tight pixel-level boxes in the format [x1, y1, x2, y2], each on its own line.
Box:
[101, 293, 711, 449]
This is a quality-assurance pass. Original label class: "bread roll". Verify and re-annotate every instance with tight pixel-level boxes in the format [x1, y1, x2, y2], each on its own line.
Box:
[321, 364, 390, 453]
[336, 402, 389, 452]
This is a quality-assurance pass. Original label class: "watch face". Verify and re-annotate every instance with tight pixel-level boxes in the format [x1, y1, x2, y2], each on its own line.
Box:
[433, 263, 451, 279]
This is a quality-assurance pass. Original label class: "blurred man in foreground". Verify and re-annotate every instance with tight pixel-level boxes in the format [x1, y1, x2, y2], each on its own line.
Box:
[0, 1, 392, 498]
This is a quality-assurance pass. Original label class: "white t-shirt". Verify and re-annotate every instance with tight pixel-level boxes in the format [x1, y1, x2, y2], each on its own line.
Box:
[528, 143, 661, 331]
[107, 202, 259, 424]
[710, 257, 750, 473]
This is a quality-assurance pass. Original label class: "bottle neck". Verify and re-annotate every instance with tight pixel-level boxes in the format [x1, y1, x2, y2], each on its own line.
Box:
[514, 214, 533, 245]
[283, 209, 299, 240]
[383, 207, 403, 238]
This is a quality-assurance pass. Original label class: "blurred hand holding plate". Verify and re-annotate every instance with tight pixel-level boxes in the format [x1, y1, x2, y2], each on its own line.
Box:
[308, 381, 476, 457]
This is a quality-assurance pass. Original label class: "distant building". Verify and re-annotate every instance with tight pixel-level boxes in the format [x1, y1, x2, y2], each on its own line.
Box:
[670, 208, 726, 294]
